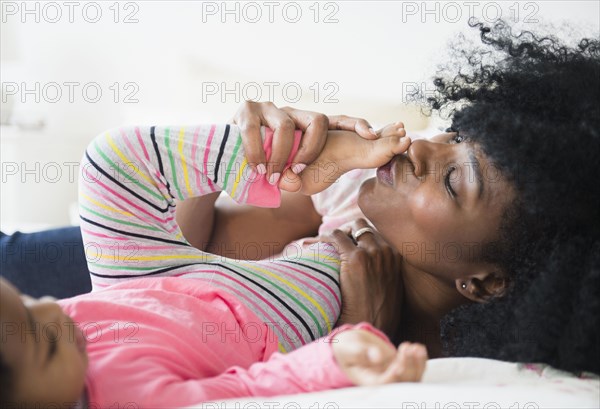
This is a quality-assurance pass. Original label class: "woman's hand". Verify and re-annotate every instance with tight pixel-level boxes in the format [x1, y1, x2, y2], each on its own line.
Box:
[332, 329, 427, 385]
[323, 219, 404, 342]
[230, 101, 379, 186]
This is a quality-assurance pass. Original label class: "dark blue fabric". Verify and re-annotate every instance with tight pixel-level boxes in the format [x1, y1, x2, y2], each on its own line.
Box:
[0, 227, 91, 298]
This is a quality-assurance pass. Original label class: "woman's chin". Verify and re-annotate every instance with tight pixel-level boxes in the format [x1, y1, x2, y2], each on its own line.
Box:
[357, 177, 376, 214]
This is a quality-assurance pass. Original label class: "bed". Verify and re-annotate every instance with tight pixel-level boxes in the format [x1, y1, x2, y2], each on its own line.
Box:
[189, 357, 600, 408]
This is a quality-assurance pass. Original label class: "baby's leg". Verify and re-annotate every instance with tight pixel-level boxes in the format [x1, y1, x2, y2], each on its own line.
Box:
[290, 123, 410, 195]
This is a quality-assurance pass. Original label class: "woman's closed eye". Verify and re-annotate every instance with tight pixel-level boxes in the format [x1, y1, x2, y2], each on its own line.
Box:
[445, 165, 458, 198]
[444, 133, 464, 198]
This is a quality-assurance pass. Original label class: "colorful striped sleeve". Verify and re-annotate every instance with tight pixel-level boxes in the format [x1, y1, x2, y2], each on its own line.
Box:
[78, 124, 342, 352]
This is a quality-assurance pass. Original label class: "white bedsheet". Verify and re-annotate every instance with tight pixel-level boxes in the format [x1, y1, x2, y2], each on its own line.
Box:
[188, 357, 600, 409]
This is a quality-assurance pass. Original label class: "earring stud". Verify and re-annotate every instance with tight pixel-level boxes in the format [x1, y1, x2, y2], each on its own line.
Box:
[461, 282, 467, 289]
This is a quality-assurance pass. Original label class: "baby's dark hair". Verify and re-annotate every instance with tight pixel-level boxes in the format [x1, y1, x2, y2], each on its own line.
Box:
[417, 18, 599, 374]
[0, 349, 14, 407]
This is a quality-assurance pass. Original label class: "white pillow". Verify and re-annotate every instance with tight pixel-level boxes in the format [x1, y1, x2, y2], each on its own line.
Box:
[192, 358, 599, 409]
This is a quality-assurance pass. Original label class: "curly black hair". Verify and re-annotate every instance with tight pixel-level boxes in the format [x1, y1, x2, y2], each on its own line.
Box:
[417, 18, 600, 375]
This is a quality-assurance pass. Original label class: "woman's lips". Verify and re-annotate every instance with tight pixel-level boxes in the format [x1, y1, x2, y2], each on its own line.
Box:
[376, 158, 394, 186]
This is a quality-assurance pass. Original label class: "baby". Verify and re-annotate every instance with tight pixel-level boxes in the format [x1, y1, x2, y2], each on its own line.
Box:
[0, 122, 423, 407]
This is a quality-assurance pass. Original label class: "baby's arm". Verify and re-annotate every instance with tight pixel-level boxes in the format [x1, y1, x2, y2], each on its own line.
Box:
[280, 123, 411, 195]
[155, 323, 427, 406]
[78, 125, 300, 288]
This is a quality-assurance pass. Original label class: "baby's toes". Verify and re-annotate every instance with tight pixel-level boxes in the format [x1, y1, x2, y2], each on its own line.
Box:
[378, 122, 406, 138]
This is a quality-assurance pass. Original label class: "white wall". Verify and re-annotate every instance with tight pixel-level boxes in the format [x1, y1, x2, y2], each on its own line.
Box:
[1, 0, 598, 230]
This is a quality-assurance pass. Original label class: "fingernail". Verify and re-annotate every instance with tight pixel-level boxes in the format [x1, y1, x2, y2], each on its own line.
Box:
[256, 164, 267, 175]
[268, 172, 281, 185]
[291, 163, 307, 174]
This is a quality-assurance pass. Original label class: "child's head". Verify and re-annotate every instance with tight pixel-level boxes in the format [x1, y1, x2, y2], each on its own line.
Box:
[0, 277, 88, 407]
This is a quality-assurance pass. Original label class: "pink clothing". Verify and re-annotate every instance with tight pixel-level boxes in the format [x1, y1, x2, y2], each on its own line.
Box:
[68, 123, 394, 407]
[310, 168, 375, 235]
[58, 277, 387, 407]
[79, 124, 343, 353]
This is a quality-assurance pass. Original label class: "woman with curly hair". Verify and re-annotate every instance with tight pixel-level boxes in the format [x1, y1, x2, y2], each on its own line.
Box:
[424, 20, 600, 375]
[1, 18, 598, 407]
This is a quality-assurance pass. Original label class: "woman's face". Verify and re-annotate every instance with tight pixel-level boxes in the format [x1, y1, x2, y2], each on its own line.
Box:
[358, 132, 516, 282]
[0, 278, 88, 406]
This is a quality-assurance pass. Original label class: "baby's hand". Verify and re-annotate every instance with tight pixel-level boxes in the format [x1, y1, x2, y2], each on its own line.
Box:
[279, 122, 410, 195]
[332, 328, 427, 386]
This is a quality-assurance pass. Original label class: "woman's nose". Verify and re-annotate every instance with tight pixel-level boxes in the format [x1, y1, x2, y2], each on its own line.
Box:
[406, 139, 436, 178]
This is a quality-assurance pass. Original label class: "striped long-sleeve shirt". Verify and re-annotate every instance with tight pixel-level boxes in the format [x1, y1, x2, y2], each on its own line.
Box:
[78, 124, 342, 352]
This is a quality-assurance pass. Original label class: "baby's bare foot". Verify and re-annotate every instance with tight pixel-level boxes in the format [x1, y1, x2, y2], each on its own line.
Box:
[279, 122, 410, 194]
[377, 121, 406, 138]
[297, 127, 410, 195]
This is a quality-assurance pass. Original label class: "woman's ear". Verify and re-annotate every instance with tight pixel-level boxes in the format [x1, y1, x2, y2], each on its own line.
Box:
[455, 270, 509, 303]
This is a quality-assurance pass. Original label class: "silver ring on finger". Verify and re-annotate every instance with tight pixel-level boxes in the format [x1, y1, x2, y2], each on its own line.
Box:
[352, 227, 375, 241]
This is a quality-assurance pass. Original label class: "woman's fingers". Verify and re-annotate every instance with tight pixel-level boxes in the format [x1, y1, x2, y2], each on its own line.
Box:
[232, 101, 297, 180]
[232, 102, 267, 173]
[280, 106, 329, 173]
[349, 218, 378, 247]
[325, 229, 359, 255]
[344, 218, 404, 338]
[328, 114, 379, 140]
[252, 102, 296, 184]
[267, 118, 295, 185]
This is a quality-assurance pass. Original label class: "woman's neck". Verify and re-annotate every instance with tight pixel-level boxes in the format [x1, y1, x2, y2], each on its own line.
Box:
[399, 261, 471, 357]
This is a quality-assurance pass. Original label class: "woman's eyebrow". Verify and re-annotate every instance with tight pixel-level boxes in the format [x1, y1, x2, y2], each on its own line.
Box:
[467, 148, 484, 199]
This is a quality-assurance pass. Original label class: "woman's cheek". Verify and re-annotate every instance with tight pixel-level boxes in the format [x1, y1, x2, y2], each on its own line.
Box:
[408, 188, 455, 240]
